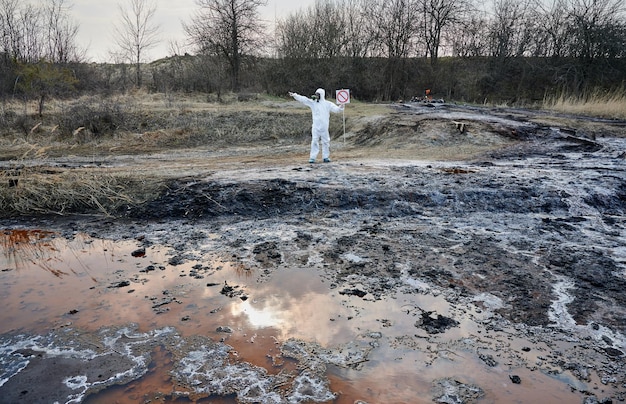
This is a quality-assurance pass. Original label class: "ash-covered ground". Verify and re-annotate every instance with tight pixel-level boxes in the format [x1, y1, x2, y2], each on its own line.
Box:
[1, 103, 625, 403]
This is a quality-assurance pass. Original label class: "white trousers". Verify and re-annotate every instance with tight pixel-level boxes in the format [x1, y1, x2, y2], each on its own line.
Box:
[310, 129, 330, 160]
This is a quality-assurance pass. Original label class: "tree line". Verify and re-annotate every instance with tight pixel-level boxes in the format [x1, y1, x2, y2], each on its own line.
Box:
[275, 0, 626, 62]
[1, 0, 625, 107]
[270, 0, 626, 100]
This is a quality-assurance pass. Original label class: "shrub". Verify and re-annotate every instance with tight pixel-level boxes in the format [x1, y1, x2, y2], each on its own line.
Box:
[57, 99, 129, 136]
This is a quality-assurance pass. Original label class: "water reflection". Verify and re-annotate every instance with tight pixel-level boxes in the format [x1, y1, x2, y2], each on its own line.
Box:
[1, 230, 66, 276]
[0, 229, 613, 403]
[0, 230, 169, 334]
[234, 298, 285, 329]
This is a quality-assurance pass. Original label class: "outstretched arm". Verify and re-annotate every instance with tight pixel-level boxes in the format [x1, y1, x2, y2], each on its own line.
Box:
[289, 91, 314, 107]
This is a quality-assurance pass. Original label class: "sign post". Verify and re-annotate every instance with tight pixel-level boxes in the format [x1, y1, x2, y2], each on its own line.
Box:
[336, 89, 350, 145]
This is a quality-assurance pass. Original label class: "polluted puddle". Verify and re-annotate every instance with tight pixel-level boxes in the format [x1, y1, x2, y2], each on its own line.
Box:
[0, 229, 605, 403]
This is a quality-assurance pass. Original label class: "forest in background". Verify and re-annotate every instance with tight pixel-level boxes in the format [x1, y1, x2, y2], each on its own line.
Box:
[1, 0, 625, 109]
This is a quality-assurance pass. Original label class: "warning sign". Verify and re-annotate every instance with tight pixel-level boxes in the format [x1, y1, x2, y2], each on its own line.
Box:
[336, 89, 350, 104]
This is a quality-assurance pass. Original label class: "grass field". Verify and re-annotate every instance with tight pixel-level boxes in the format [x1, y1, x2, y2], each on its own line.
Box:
[544, 88, 626, 119]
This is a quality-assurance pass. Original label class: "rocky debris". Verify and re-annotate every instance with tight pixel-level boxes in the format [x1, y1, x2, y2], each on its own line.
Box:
[478, 353, 498, 367]
[140, 264, 165, 273]
[108, 280, 130, 288]
[432, 378, 485, 404]
[168, 255, 185, 266]
[338, 288, 367, 298]
[131, 247, 145, 257]
[280, 336, 376, 372]
[139, 264, 156, 273]
[151, 297, 175, 309]
[605, 347, 624, 357]
[583, 397, 616, 404]
[147, 290, 183, 314]
[253, 241, 282, 267]
[168, 335, 338, 403]
[220, 281, 246, 300]
[564, 362, 592, 382]
[416, 311, 460, 334]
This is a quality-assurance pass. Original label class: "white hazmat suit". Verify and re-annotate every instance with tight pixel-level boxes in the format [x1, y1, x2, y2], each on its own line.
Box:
[289, 88, 344, 163]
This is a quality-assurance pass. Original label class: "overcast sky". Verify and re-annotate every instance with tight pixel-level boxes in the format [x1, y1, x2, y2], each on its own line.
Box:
[71, 0, 315, 62]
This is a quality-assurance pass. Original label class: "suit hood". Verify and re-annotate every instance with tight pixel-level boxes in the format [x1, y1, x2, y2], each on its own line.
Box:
[315, 88, 326, 101]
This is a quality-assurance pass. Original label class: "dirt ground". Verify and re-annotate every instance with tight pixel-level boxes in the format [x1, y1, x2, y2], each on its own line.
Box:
[1, 101, 625, 403]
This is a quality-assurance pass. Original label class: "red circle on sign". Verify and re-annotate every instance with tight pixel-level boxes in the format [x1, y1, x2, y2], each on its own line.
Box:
[337, 90, 349, 104]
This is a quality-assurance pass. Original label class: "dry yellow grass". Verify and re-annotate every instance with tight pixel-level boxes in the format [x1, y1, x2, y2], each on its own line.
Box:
[544, 89, 626, 119]
[0, 164, 163, 217]
[3, 91, 621, 218]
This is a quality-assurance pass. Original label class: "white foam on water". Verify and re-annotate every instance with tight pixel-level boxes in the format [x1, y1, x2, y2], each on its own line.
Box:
[400, 265, 432, 292]
[0, 334, 97, 388]
[0, 335, 39, 387]
[174, 345, 285, 403]
[64, 375, 88, 390]
[0, 325, 182, 403]
[611, 245, 626, 279]
[176, 346, 229, 387]
[64, 375, 89, 404]
[288, 371, 336, 404]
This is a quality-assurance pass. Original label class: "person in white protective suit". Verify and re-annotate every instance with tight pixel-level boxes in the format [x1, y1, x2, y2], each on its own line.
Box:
[289, 88, 344, 163]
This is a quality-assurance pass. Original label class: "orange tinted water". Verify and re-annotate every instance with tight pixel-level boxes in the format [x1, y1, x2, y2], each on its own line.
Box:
[0, 230, 599, 403]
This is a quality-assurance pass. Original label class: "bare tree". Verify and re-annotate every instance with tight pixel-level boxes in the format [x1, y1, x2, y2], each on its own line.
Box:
[1, 0, 82, 63]
[448, 8, 489, 57]
[310, 0, 347, 58]
[45, 0, 82, 63]
[531, 0, 570, 57]
[0, 0, 43, 63]
[19, 3, 43, 62]
[113, 0, 160, 87]
[342, 0, 372, 58]
[567, 0, 626, 59]
[365, 0, 421, 59]
[487, 0, 535, 58]
[184, 0, 267, 92]
[276, 11, 312, 59]
[277, 0, 348, 59]
[0, 0, 20, 59]
[420, 0, 471, 65]
[363, 0, 422, 99]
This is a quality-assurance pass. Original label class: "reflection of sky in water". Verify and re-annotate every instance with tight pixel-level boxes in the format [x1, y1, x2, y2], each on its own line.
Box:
[0, 230, 463, 344]
[228, 266, 466, 347]
[0, 229, 463, 347]
[230, 279, 354, 345]
[0, 230, 599, 403]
